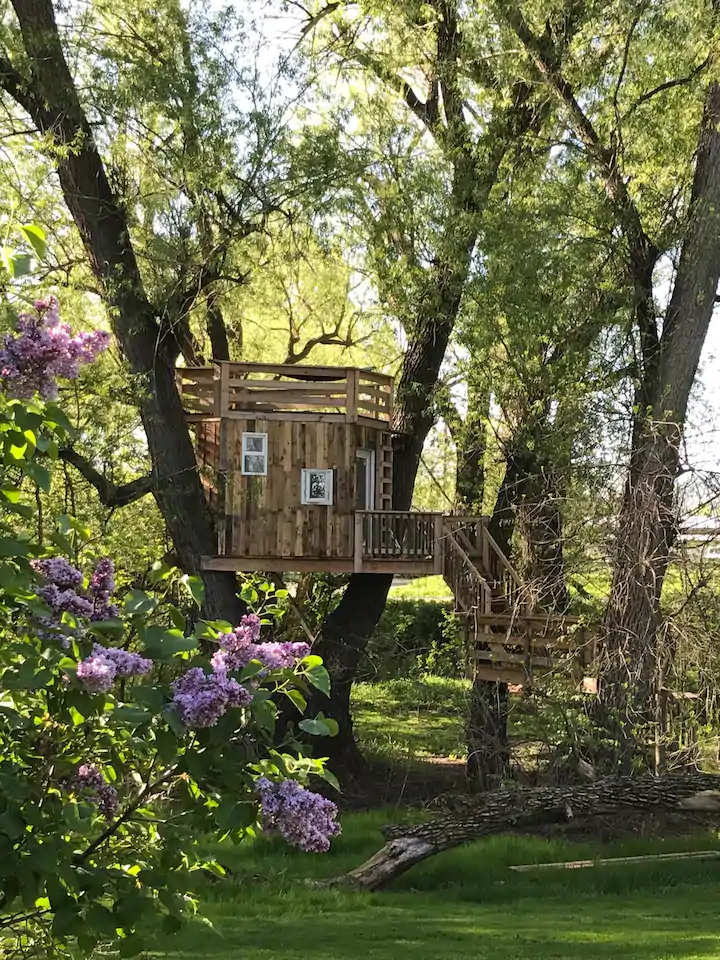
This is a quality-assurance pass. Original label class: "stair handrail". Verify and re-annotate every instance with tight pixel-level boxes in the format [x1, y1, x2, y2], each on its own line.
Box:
[444, 529, 493, 614]
[481, 526, 524, 588]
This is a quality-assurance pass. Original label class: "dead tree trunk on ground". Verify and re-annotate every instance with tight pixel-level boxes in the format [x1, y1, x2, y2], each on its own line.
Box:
[323, 772, 720, 890]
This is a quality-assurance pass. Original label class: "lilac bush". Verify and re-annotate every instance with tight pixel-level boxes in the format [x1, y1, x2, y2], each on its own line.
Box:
[32, 555, 120, 625]
[255, 777, 341, 852]
[0, 295, 109, 399]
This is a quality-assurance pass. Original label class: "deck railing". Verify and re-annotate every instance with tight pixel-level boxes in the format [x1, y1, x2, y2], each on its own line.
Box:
[355, 510, 443, 566]
[177, 362, 393, 424]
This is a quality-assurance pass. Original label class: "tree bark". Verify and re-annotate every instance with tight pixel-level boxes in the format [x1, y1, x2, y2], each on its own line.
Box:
[324, 772, 720, 890]
[3, 0, 243, 621]
[601, 81, 720, 766]
[455, 377, 489, 514]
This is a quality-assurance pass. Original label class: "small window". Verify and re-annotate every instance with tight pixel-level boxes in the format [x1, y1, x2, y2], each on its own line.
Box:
[301, 468, 334, 505]
[241, 432, 268, 476]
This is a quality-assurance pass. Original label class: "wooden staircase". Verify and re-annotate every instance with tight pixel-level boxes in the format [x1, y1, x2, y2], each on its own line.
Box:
[441, 519, 591, 686]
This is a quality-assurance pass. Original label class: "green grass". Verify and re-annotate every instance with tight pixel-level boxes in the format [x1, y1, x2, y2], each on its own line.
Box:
[352, 676, 469, 759]
[155, 812, 720, 960]
[152, 675, 720, 959]
[388, 575, 452, 600]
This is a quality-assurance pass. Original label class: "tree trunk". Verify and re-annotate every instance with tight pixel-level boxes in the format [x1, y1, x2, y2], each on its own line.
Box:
[601, 81, 720, 766]
[455, 378, 488, 513]
[466, 678, 509, 790]
[308, 78, 543, 766]
[5, 0, 243, 622]
[324, 772, 720, 890]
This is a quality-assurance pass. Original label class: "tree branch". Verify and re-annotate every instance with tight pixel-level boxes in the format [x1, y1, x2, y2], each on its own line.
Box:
[60, 447, 154, 507]
[501, 3, 660, 366]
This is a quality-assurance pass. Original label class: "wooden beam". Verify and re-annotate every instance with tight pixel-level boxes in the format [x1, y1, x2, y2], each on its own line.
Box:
[201, 555, 434, 575]
[509, 851, 720, 873]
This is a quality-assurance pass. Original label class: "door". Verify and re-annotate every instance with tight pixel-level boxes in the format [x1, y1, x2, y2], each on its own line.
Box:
[355, 449, 375, 510]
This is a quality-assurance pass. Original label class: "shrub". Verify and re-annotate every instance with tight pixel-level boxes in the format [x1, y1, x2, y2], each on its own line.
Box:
[359, 599, 465, 681]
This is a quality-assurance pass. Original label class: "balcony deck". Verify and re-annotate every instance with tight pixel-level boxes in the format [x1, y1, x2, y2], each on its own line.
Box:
[177, 362, 393, 427]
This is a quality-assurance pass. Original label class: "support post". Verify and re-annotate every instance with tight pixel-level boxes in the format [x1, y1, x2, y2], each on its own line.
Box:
[433, 514, 444, 575]
[218, 362, 231, 416]
[346, 368, 358, 423]
[354, 512, 364, 573]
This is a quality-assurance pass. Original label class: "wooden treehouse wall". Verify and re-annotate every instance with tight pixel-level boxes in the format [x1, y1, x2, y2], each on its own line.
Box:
[195, 418, 392, 560]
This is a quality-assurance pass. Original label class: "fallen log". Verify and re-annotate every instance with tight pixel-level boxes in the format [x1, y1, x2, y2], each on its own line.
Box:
[325, 773, 720, 890]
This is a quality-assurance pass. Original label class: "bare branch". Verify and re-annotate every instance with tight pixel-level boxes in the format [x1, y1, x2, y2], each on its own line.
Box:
[60, 447, 154, 508]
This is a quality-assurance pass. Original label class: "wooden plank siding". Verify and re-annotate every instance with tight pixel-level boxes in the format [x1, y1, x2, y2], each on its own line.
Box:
[207, 417, 389, 561]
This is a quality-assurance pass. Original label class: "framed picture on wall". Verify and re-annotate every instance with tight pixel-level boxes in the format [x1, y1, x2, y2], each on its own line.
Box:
[301, 468, 333, 505]
[241, 432, 268, 476]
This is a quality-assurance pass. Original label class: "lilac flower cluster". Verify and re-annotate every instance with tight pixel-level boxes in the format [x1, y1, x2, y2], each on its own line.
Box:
[73, 763, 119, 819]
[171, 666, 253, 729]
[211, 614, 310, 673]
[33, 556, 120, 626]
[77, 643, 152, 693]
[0, 296, 110, 400]
[88, 558, 119, 621]
[255, 777, 341, 852]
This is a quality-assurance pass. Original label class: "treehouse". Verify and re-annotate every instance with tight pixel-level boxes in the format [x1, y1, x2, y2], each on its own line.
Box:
[177, 361, 593, 685]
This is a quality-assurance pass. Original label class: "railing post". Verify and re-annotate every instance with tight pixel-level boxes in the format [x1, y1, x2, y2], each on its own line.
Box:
[433, 514, 444, 575]
[480, 520, 491, 577]
[354, 512, 363, 573]
[346, 368, 358, 423]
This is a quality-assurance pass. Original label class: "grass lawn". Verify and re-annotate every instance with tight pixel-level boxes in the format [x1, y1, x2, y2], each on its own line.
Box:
[352, 676, 469, 759]
[151, 676, 720, 959]
[155, 813, 720, 960]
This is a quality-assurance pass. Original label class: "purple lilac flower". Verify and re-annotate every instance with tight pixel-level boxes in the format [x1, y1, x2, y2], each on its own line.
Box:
[213, 615, 310, 672]
[38, 584, 94, 619]
[76, 644, 152, 693]
[76, 654, 116, 693]
[73, 763, 118, 820]
[0, 296, 110, 399]
[32, 557, 84, 590]
[255, 777, 341, 853]
[91, 644, 152, 677]
[171, 666, 253, 729]
[33, 555, 119, 629]
[88, 558, 119, 621]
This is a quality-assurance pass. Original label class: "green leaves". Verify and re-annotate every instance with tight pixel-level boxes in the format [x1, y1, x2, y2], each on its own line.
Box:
[300, 656, 331, 696]
[180, 574, 205, 608]
[123, 590, 158, 617]
[139, 626, 197, 659]
[19, 224, 47, 261]
[299, 713, 339, 737]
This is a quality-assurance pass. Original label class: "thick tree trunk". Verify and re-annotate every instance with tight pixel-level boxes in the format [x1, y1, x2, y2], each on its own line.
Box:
[5, 0, 243, 622]
[308, 75, 544, 766]
[325, 772, 720, 890]
[600, 81, 720, 766]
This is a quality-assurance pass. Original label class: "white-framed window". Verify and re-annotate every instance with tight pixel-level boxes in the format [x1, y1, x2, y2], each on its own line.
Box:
[241, 432, 268, 476]
[301, 468, 334, 505]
